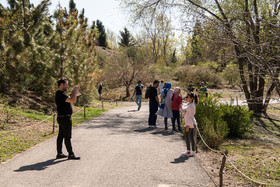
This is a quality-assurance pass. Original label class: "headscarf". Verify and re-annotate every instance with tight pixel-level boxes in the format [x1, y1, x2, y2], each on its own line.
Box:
[164, 82, 172, 95]
[174, 87, 180, 94]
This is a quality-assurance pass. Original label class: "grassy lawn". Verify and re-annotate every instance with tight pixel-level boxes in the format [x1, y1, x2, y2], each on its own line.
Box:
[0, 106, 107, 163]
[220, 106, 280, 186]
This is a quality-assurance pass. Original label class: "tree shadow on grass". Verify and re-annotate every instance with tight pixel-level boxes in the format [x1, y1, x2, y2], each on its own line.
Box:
[170, 155, 189, 164]
[14, 158, 67, 172]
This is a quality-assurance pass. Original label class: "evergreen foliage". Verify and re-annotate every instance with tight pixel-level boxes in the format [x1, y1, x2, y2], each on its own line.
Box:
[0, 0, 99, 104]
[96, 20, 108, 48]
[119, 27, 134, 47]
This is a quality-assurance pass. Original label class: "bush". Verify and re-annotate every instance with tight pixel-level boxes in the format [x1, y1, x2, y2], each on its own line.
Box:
[0, 95, 16, 130]
[174, 65, 223, 88]
[200, 117, 228, 149]
[196, 96, 229, 149]
[221, 103, 253, 138]
[195, 96, 253, 149]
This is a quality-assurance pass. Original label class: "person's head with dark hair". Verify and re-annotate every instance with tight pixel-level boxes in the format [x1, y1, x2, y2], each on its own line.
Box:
[57, 78, 69, 91]
[153, 80, 160, 88]
[137, 80, 142, 85]
[186, 92, 198, 104]
[161, 80, 164, 83]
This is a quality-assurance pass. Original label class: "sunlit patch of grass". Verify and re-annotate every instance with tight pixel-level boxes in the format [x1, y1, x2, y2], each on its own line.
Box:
[0, 106, 106, 163]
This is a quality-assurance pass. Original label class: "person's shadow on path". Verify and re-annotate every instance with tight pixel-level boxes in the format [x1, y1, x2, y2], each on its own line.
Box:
[170, 155, 189, 164]
[128, 110, 138, 112]
[14, 158, 67, 172]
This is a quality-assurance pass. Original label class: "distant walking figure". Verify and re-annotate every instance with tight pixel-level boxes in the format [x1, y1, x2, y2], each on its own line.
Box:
[156, 82, 174, 130]
[55, 78, 80, 160]
[131, 81, 144, 111]
[148, 80, 160, 128]
[98, 83, 103, 100]
[182, 92, 198, 157]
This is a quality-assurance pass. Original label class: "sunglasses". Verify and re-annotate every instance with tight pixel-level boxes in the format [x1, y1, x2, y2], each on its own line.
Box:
[185, 96, 189, 99]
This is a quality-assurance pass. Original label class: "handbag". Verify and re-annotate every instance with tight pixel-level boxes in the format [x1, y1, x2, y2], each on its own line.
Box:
[160, 101, 165, 109]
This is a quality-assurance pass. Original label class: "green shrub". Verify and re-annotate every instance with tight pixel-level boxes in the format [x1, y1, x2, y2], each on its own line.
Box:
[221, 104, 253, 138]
[201, 117, 228, 149]
[196, 96, 229, 149]
[195, 96, 253, 149]
[0, 95, 16, 130]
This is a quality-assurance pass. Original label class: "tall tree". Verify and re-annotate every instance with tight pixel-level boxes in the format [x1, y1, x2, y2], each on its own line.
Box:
[121, 0, 280, 113]
[96, 20, 108, 48]
[119, 27, 135, 47]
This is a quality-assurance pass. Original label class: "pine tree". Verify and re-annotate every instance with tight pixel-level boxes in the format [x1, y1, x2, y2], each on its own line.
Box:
[96, 20, 108, 48]
[119, 27, 135, 47]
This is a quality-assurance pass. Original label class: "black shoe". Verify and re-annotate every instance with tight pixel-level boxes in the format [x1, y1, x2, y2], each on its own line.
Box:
[56, 153, 67, 159]
[68, 154, 80, 160]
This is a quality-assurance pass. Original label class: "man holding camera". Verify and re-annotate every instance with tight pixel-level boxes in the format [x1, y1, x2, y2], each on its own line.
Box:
[55, 78, 80, 160]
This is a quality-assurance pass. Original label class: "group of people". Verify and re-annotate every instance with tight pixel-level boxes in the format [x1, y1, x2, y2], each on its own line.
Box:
[55, 78, 205, 160]
[144, 80, 199, 157]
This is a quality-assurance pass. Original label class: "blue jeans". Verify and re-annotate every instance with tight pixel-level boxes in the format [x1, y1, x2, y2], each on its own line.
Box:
[135, 95, 142, 110]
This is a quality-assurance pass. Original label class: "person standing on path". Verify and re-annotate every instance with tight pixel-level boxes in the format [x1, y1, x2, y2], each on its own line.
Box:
[182, 92, 198, 157]
[171, 87, 182, 132]
[148, 80, 160, 128]
[156, 82, 174, 131]
[158, 80, 165, 95]
[55, 78, 80, 160]
[131, 80, 144, 111]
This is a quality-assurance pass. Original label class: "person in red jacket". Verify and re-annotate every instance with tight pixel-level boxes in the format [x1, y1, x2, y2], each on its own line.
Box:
[171, 87, 183, 132]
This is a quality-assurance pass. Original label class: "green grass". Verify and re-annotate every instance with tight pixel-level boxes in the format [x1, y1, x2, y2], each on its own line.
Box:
[0, 106, 107, 163]
[71, 107, 107, 125]
[19, 109, 53, 121]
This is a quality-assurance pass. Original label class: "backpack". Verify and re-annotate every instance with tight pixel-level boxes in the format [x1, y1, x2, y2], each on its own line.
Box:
[145, 85, 152, 99]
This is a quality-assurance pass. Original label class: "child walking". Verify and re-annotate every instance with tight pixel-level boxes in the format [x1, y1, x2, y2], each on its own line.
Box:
[171, 87, 182, 132]
[182, 92, 198, 156]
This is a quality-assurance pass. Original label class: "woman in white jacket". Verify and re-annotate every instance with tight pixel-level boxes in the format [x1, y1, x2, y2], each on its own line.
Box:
[156, 82, 173, 130]
[182, 92, 198, 156]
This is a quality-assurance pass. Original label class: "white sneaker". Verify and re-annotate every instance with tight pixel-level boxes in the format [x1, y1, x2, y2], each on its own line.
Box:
[189, 151, 195, 157]
[182, 151, 191, 156]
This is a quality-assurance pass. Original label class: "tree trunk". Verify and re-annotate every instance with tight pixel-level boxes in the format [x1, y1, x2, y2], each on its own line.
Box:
[125, 85, 130, 98]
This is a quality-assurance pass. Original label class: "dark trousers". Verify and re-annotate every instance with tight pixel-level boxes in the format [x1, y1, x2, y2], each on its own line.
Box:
[172, 110, 181, 131]
[148, 101, 158, 126]
[185, 128, 195, 151]
[57, 116, 74, 155]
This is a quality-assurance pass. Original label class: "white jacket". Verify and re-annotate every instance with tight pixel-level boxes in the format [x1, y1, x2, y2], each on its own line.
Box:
[182, 103, 197, 128]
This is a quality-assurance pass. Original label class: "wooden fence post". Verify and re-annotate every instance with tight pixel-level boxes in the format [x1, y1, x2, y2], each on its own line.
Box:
[236, 97, 238, 106]
[52, 113, 56, 134]
[102, 100, 104, 109]
[219, 149, 228, 187]
[84, 105, 86, 119]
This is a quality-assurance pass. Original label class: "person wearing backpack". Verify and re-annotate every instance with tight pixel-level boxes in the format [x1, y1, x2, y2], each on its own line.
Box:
[148, 80, 160, 128]
[131, 80, 144, 111]
[171, 87, 182, 132]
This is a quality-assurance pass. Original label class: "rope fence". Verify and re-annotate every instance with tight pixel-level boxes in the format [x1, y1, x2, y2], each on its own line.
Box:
[194, 123, 280, 187]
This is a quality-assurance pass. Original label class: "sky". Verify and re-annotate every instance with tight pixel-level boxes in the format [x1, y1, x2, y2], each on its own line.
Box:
[0, 0, 131, 36]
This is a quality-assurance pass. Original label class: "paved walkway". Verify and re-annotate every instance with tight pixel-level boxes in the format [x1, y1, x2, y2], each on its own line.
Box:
[0, 102, 214, 187]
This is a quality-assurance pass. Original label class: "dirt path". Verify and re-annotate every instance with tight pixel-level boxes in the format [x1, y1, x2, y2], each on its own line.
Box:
[0, 102, 214, 187]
